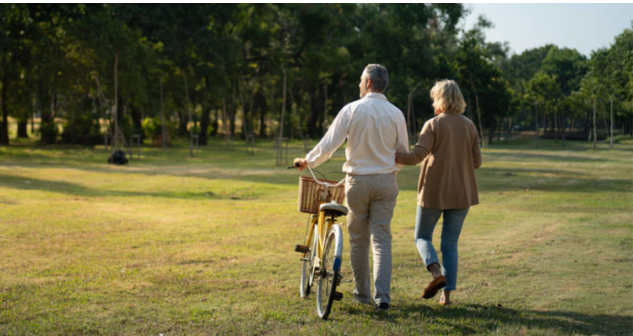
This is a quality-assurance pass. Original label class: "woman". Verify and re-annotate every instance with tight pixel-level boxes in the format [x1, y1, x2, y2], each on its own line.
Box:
[396, 79, 481, 306]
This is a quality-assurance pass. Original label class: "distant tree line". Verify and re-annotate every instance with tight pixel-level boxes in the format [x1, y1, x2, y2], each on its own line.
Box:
[0, 4, 631, 148]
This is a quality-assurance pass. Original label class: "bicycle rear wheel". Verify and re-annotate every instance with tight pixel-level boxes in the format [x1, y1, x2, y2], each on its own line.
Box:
[316, 224, 343, 320]
[300, 224, 317, 298]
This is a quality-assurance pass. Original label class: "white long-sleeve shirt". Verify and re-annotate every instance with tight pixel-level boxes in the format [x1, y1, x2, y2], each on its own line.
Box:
[305, 92, 409, 175]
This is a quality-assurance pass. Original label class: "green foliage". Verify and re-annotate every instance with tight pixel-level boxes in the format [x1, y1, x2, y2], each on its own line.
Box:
[61, 113, 102, 146]
[453, 17, 512, 144]
[142, 117, 161, 138]
[541, 47, 588, 96]
[116, 114, 135, 139]
[142, 116, 177, 142]
[37, 122, 59, 144]
[1, 4, 632, 147]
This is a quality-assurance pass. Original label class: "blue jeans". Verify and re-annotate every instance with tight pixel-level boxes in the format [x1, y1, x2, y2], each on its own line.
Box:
[415, 207, 469, 291]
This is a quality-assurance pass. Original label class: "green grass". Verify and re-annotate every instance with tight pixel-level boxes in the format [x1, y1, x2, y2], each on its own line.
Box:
[1, 135, 632, 335]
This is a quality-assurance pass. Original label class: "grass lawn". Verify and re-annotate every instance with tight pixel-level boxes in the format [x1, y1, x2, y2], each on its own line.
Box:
[1, 135, 632, 335]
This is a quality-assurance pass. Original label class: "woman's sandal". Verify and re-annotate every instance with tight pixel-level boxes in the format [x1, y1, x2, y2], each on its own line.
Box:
[422, 275, 447, 299]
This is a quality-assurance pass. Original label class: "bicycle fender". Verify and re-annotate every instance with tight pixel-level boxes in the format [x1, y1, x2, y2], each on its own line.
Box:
[332, 224, 343, 271]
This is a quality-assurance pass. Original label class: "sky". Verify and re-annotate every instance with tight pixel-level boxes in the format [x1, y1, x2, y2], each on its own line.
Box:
[461, 3, 633, 57]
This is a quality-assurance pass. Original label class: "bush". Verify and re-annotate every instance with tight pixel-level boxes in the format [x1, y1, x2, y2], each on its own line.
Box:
[142, 117, 161, 138]
[142, 117, 176, 138]
[61, 114, 102, 146]
[38, 122, 59, 144]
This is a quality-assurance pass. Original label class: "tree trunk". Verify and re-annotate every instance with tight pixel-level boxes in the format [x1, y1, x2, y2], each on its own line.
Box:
[17, 120, 28, 138]
[279, 66, 287, 140]
[183, 71, 194, 157]
[198, 76, 210, 146]
[113, 52, 119, 151]
[554, 109, 558, 142]
[407, 83, 421, 140]
[468, 77, 486, 148]
[534, 103, 539, 149]
[230, 80, 236, 137]
[130, 104, 142, 139]
[323, 82, 328, 137]
[269, 81, 275, 138]
[593, 98, 597, 150]
[609, 97, 614, 149]
[475, 93, 485, 148]
[211, 108, 218, 137]
[560, 103, 566, 147]
[542, 110, 546, 140]
[160, 80, 166, 150]
[222, 99, 230, 137]
[505, 117, 512, 145]
[307, 89, 320, 138]
[251, 85, 266, 138]
[199, 108, 209, 146]
[239, 78, 249, 139]
[1, 60, 9, 145]
[0, 94, 8, 145]
[290, 86, 305, 143]
[178, 110, 187, 135]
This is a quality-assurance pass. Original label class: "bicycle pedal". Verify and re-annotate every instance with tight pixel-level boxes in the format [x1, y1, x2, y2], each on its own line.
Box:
[295, 245, 309, 253]
[333, 292, 343, 301]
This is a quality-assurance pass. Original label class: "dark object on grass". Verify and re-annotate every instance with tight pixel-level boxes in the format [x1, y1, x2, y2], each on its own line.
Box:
[108, 150, 128, 165]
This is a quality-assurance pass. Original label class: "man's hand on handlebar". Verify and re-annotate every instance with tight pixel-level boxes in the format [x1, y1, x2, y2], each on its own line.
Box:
[293, 158, 308, 171]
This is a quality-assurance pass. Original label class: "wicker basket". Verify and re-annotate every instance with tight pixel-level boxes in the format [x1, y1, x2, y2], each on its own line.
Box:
[297, 175, 345, 214]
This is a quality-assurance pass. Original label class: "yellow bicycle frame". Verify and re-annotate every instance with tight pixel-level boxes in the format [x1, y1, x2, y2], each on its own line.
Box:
[303, 208, 335, 261]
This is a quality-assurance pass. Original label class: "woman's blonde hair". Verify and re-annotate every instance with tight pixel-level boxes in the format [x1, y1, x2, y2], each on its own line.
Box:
[430, 79, 467, 114]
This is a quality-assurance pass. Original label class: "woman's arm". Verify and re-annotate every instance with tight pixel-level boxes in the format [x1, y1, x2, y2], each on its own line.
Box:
[395, 121, 434, 165]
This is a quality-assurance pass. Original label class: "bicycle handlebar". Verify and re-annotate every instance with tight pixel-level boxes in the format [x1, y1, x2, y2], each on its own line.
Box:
[287, 164, 345, 188]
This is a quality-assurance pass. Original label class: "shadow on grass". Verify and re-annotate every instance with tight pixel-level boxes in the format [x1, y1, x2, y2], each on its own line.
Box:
[0, 142, 313, 186]
[0, 174, 263, 200]
[397, 165, 631, 194]
[484, 151, 608, 163]
[342, 303, 631, 335]
[3, 139, 630, 193]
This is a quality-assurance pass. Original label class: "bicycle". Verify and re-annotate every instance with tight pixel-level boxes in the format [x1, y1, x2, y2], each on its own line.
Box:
[289, 165, 347, 320]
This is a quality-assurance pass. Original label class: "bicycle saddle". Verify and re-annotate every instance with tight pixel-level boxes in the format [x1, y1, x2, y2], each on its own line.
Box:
[320, 202, 348, 216]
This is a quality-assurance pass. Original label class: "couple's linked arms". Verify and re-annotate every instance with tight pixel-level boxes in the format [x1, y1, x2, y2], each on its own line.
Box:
[395, 121, 434, 166]
[394, 122, 482, 169]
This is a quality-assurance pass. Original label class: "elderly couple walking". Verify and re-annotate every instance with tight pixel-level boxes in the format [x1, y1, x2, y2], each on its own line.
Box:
[293, 64, 482, 311]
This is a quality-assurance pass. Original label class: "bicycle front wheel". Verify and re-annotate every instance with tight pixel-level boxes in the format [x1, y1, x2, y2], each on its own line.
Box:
[316, 224, 343, 320]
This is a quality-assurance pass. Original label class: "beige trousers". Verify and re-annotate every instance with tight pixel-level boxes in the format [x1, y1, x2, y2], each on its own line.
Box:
[345, 173, 398, 305]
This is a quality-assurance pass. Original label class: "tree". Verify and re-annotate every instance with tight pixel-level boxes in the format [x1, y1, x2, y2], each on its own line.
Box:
[609, 25, 633, 137]
[454, 15, 512, 147]
[0, 4, 31, 144]
[540, 47, 588, 145]
[526, 72, 561, 148]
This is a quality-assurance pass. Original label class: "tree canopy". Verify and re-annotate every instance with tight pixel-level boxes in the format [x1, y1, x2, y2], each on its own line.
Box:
[0, 4, 630, 147]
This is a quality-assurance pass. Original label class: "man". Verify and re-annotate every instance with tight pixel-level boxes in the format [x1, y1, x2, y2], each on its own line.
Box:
[294, 64, 408, 310]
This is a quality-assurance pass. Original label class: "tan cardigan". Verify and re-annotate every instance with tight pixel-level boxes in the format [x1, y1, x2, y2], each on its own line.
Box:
[396, 112, 482, 209]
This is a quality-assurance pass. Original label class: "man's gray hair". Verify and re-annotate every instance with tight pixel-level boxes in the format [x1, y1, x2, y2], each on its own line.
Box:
[363, 64, 389, 92]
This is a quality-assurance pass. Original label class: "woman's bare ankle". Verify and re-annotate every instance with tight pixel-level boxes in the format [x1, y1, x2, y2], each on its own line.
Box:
[439, 290, 451, 305]
[427, 263, 442, 279]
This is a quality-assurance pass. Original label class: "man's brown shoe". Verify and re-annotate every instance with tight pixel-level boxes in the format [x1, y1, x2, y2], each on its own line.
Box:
[422, 275, 446, 299]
